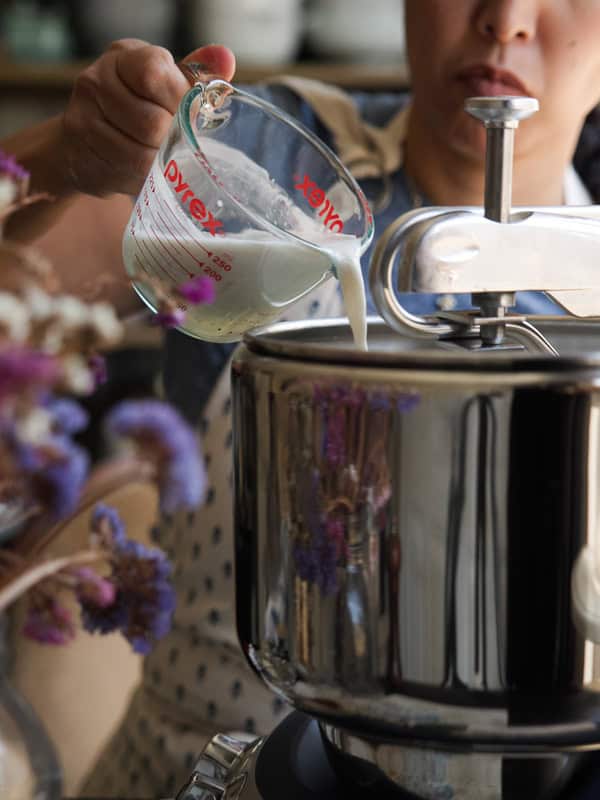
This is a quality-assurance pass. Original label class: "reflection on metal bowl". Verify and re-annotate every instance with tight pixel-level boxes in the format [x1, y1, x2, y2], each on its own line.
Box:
[233, 317, 600, 754]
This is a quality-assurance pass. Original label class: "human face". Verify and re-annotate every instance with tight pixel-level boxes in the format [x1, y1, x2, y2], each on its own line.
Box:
[405, 1, 600, 161]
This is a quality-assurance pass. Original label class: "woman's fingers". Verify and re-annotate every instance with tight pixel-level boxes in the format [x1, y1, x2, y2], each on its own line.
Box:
[60, 41, 235, 197]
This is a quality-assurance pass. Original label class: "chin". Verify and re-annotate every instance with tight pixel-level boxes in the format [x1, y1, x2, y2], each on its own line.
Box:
[447, 116, 489, 163]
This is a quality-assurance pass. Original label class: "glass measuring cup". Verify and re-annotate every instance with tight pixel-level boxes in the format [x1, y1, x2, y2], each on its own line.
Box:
[122, 79, 374, 343]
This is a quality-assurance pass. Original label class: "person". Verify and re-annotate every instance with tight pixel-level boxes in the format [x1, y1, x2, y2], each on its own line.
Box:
[5, 2, 600, 796]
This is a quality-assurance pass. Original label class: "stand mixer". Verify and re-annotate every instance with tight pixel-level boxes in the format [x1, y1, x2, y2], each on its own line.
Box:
[175, 97, 600, 799]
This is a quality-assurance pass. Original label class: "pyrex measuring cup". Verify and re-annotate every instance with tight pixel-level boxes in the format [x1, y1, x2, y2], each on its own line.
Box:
[122, 79, 374, 342]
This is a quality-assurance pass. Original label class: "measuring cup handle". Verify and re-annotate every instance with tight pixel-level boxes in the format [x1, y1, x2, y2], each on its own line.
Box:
[179, 69, 235, 112]
[178, 62, 217, 86]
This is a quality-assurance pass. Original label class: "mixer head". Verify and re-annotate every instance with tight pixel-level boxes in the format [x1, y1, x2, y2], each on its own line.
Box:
[369, 95, 600, 354]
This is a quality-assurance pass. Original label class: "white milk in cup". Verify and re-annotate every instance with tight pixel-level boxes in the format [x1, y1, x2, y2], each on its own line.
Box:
[122, 81, 374, 349]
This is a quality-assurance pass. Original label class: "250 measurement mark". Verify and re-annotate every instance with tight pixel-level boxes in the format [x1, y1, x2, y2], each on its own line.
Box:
[212, 255, 231, 272]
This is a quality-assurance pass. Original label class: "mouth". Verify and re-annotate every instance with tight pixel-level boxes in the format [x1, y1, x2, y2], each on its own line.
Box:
[456, 64, 530, 98]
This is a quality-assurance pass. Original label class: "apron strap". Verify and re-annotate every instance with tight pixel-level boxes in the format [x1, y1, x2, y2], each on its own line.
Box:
[263, 75, 409, 180]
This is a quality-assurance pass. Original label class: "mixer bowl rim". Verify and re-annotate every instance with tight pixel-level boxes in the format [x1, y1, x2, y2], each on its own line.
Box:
[240, 316, 600, 373]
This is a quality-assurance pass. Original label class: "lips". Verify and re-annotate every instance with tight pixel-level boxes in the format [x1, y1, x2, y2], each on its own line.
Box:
[457, 64, 530, 97]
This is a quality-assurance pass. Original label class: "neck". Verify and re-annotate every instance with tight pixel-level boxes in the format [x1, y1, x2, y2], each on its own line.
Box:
[404, 108, 576, 208]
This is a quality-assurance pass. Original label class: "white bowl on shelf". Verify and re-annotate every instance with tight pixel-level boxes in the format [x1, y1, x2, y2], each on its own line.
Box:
[70, 0, 176, 54]
[189, 0, 304, 66]
[306, 0, 406, 64]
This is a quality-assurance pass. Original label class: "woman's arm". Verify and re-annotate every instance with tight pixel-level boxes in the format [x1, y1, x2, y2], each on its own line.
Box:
[1, 40, 235, 312]
[2, 116, 137, 314]
[31, 189, 137, 317]
[3, 115, 79, 240]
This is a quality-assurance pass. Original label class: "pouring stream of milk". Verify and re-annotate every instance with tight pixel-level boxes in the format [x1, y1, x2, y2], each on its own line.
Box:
[326, 240, 368, 351]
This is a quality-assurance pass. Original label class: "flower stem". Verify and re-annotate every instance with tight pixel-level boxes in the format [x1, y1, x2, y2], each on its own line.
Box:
[0, 550, 104, 612]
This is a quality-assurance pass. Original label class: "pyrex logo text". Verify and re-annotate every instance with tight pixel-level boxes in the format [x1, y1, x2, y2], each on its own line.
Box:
[294, 174, 344, 233]
[164, 160, 223, 236]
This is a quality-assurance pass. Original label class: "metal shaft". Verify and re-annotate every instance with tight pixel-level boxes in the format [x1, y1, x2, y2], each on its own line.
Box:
[484, 124, 515, 223]
[465, 96, 539, 221]
[465, 96, 539, 344]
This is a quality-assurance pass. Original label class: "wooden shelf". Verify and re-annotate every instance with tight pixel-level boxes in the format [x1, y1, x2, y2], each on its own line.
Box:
[235, 61, 409, 91]
[0, 58, 410, 92]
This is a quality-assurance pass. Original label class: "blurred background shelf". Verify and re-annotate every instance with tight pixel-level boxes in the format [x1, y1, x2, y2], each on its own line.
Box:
[0, 58, 410, 92]
[0, 0, 409, 136]
[0, 57, 409, 137]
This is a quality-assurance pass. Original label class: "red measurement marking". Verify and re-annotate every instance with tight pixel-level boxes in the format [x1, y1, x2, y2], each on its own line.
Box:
[193, 151, 226, 191]
[211, 254, 232, 272]
[146, 203, 200, 279]
[137, 218, 176, 282]
[140, 238, 174, 283]
[203, 265, 222, 282]
[134, 253, 167, 285]
[140, 212, 188, 282]
[159, 196, 213, 258]
[156, 210, 206, 274]
[149, 226, 190, 277]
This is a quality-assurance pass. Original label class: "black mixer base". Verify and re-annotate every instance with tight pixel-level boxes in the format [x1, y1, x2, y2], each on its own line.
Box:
[177, 711, 600, 799]
[255, 712, 402, 799]
[253, 712, 600, 800]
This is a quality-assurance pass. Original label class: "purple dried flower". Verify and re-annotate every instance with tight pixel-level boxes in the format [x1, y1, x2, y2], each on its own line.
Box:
[313, 386, 328, 409]
[14, 434, 89, 520]
[347, 388, 366, 408]
[315, 385, 368, 466]
[293, 431, 356, 595]
[45, 396, 89, 435]
[178, 275, 216, 305]
[0, 347, 60, 401]
[325, 406, 346, 466]
[23, 597, 75, 645]
[293, 527, 338, 595]
[80, 591, 128, 636]
[293, 479, 342, 595]
[106, 400, 206, 513]
[318, 541, 339, 595]
[297, 468, 321, 535]
[32, 436, 89, 520]
[152, 308, 187, 329]
[397, 393, 420, 413]
[160, 451, 204, 513]
[91, 503, 127, 549]
[0, 149, 29, 182]
[293, 542, 317, 583]
[325, 515, 348, 560]
[88, 353, 107, 387]
[81, 512, 176, 654]
[369, 393, 391, 411]
[73, 566, 116, 609]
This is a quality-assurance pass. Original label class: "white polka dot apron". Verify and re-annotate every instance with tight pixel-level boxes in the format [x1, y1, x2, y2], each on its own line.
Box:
[81, 279, 344, 798]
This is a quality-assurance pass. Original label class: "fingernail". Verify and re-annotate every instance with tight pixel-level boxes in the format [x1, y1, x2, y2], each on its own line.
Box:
[179, 62, 213, 86]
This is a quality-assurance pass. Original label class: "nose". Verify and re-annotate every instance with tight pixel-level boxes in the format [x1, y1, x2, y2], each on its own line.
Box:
[475, 0, 538, 44]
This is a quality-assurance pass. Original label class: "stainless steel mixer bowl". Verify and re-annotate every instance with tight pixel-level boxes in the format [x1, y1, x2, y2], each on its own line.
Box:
[232, 317, 600, 752]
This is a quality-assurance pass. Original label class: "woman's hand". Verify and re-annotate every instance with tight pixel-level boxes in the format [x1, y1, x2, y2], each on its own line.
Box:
[62, 41, 236, 198]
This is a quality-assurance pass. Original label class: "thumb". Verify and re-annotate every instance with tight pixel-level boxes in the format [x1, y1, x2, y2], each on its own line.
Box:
[180, 44, 236, 83]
